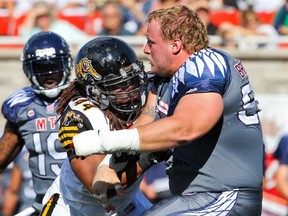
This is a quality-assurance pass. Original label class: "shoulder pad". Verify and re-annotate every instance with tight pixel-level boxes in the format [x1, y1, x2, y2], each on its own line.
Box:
[1, 87, 35, 123]
[59, 108, 93, 152]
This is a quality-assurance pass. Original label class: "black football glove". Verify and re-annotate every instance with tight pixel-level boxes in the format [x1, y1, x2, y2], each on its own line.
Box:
[138, 149, 173, 172]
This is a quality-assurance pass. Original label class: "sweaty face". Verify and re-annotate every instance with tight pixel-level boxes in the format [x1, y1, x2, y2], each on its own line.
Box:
[143, 20, 172, 77]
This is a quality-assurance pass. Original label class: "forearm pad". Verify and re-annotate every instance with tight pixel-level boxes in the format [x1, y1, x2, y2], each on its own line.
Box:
[138, 149, 173, 172]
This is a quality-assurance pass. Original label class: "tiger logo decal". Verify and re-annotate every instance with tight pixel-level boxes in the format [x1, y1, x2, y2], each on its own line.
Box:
[76, 57, 102, 80]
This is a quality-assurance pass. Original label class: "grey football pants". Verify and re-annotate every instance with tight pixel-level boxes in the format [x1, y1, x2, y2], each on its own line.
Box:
[141, 189, 262, 216]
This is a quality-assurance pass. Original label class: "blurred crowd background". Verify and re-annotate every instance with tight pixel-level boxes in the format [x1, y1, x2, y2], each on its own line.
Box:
[1, 0, 288, 216]
[0, 0, 288, 48]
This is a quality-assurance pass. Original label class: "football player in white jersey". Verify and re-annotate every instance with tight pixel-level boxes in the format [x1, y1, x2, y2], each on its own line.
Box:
[40, 37, 172, 216]
[0, 31, 72, 215]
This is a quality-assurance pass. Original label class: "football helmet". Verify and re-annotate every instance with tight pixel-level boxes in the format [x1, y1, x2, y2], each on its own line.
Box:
[75, 36, 148, 123]
[21, 31, 72, 98]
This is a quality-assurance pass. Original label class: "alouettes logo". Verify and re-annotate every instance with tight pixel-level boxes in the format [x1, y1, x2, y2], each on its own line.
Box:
[76, 57, 102, 80]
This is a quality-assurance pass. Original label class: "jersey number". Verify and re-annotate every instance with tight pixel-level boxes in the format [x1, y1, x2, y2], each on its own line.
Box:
[238, 83, 260, 126]
[33, 132, 66, 176]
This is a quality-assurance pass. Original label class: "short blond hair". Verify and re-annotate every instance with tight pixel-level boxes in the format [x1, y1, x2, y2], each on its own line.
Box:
[146, 5, 209, 53]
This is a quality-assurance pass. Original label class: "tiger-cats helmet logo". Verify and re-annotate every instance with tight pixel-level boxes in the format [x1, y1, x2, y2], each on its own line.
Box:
[76, 57, 102, 81]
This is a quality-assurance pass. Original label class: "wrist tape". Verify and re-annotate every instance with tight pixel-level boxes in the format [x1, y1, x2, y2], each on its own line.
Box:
[98, 154, 128, 172]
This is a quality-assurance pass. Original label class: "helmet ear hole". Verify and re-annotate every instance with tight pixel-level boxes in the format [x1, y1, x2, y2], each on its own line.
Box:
[75, 36, 148, 123]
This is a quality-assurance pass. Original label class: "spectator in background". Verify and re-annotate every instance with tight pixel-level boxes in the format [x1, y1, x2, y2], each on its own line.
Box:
[274, 0, 288, 35]
[135, 0, 155, 35]
[84, 0, 103, 35]
[0, 0, 14, 16]
[149, 0, 179, 12]
[12, 0, 89, 18]
[118, 0, 144, 35]
[52, 0, 88, 16]
[191, 1, 219, 35]
[139, 0, 154, 17]
[274, 134, 288, 199]
[18, 1, 89, 45]
[256, 0, 284, 12]
[222, 0, 239, 9]
[241, 7, 278, 36]
[240, 7, 279, 48]
[218, 6, 278, 49]
[98, 1, 134, 36]
[218, 29, 239, 48]
[137, 0, 190, 35]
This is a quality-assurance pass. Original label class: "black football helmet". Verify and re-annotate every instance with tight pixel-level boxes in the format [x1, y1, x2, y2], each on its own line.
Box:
[21, 31, 72, 98]
[75, 36, 148, 123]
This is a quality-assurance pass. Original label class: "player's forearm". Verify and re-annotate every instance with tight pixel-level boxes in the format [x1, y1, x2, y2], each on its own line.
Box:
[73, 93, 223, 156]
[73, 116, 195, 155]
[2, 188, 19, 216]
[0, 128, 22, 172]
[71, 155, 104, 193]
[132, 89, 156, 128]
[137, 117, 189, 151]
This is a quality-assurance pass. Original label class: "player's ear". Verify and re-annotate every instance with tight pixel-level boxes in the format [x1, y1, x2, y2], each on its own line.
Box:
[171, 39, 182, 55]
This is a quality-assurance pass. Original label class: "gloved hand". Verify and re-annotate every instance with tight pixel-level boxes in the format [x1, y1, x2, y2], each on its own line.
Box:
[138, 149, 173, 172]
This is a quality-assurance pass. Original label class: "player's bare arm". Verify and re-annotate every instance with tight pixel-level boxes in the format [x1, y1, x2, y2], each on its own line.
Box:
[138, 92, 224, 151]
[132, 86, 157, 128]
[92, 161, 145, 194]
[70, 154, 105, 193]
[0, 122, 23, 172]
[73, 92, 223, 155]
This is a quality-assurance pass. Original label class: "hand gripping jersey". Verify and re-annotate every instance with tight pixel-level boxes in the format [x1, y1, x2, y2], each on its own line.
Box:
[1, 87, 66, 202]
[156, 48, 264, 195]
[56, 97, 148, 215]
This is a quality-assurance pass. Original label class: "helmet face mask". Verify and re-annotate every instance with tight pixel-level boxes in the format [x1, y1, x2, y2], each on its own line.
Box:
[102, 64, 148, 123]
[22, 32, 72, 98]
[75, 36, 148, 123]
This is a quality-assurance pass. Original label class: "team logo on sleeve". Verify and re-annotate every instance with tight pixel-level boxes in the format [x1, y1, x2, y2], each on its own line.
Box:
[234, 61, 247, 79]
[62, 111, 83, 128]
[75, 57, 102, 81]
[27, 109, 37, 120]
